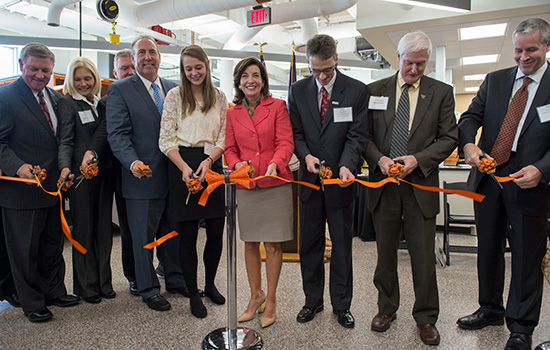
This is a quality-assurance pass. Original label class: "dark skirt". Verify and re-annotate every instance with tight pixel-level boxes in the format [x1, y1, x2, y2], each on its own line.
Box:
[166, 147, 225, 222]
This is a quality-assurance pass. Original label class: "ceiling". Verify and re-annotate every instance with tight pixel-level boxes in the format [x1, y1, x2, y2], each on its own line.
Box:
[0, 0, 549, 94]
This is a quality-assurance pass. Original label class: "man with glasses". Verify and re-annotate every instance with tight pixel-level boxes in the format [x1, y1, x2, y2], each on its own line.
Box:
[289, 34, 369, 329]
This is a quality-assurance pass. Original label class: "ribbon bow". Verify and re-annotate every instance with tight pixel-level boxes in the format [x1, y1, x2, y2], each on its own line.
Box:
[198, 164, 251, 206]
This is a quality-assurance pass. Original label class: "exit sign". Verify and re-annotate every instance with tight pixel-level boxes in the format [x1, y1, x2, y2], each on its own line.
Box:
[247, 7, 271, 27]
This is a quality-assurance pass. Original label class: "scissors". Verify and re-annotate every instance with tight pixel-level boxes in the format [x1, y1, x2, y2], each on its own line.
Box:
[75, 157, 98, 189]
[481, 151, 503, 190]
[314, 161, 326, 191]
[57, 172, 71, 192]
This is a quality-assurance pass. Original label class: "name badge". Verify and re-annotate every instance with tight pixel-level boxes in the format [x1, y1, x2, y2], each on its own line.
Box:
[78, 110, 95, 124]
[204, 142, 215, 155]
[537, 104, 550, 123]
[333, 107, 353, 123]
[368, 96, 389, 110]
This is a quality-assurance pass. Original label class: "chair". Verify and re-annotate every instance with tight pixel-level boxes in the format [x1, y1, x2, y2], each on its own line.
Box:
[442, 181, 477, 265]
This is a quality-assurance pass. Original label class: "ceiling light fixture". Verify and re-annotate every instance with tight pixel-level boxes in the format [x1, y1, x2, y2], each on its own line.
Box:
[462, 54, 499, 65]
[459, 23, 507, 40]
[463, 74, 487, 81]
[381, 0, 470, 13]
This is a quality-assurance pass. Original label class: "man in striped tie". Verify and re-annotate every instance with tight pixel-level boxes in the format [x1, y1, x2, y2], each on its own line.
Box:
[457, 18, 550, 350]
[364, 32, 458, 346]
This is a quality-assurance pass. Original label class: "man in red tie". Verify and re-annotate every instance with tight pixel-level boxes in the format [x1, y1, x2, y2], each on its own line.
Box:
[0, 43, 81, 323]
[458, 18, 550, 350]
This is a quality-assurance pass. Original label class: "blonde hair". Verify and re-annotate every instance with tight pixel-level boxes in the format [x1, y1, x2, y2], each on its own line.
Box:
[178, 45, 216, 117]
[63, 57, 100, 97]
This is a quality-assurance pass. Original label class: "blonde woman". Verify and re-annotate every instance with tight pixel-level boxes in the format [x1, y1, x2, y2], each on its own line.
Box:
[58, 57, 114, 303]
[159, 45, 227, 318]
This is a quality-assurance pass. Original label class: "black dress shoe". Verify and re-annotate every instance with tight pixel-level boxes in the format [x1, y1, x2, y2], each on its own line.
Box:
[505, 333, 532, 350]
[190, 295, 207, 318]
[204, 285, 225, 305]
[82, 295, 102, 304]
[46, 294, 81, 307]
[333, 309, 355, 328]
[456, 309, 504, 330]
[3, 294, 21, 308]
[129, 281, 139, 296]
[166, 286, 190, 298]
[101, 291, 116, 299]
[296, 305, 323, 323]
[143, 293, 171, 311]
[24, 307, 53, 322]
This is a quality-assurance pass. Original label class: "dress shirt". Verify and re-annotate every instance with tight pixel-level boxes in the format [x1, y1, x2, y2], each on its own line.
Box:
[136, 72, 165, 103]
[396, 73, 421, 131]
[511, 61, 547, 151]
[315, 72, 337, 112]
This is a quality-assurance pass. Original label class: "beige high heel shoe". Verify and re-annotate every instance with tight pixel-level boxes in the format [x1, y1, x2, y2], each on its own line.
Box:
[238, 291, 266, 322]
[260, 301, 276, 328]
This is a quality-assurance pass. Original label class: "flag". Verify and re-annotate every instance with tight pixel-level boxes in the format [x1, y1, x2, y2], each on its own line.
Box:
[258, 49, 265, 66]
[288, 43, 296, 98]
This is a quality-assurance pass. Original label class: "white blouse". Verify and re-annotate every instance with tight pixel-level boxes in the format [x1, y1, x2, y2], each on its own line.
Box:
[159, 86, 227, 156]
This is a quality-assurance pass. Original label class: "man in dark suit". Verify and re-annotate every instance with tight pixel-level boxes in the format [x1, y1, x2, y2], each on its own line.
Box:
[289, 34, 369, 329]
[0, 43, 81, 322]
[0, 169, 20, 308]
[364, 32, 457, 346]
[107, 35, 184, 311]
[457, 18, 550, 350]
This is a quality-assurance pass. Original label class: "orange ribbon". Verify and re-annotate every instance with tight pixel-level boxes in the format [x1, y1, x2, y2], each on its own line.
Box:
[144, 231, 179, 249]
[198, 164, 320, 206]
[324, 176, 485, 202]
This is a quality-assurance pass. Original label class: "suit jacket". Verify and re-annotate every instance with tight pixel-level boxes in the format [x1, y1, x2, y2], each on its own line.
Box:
[225, 96, 294, 189]
[57, 95, 111, 173]
[289, 70, 369, 207]
[0, 77, 62, 209]
[364, 74, 458, 218]
[107, 74, 177, 200]
[458, 63, 550, 216]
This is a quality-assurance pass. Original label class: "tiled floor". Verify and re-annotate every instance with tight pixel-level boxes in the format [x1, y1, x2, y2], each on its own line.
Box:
[0, 231, 549, 349]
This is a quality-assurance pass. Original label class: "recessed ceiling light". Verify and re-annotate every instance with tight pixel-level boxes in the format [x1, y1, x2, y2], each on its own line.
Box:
[459, 23, 507, 40]
[464, 74, 487, 81]
[381, 0, 470, 13]
[465, 86, 480, 93]
[462, 54, 499, 65]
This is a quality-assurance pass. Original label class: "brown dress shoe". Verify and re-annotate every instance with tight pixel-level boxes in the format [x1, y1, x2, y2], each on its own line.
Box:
[418, 324, 440, 346]
[371, 313, 396, 332]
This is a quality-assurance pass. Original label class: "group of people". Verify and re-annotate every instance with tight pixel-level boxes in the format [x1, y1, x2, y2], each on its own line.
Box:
[0, 16, 548, 350]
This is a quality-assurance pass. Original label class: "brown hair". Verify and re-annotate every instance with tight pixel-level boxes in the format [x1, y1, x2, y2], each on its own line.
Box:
[232, 57, 270, 105]
[179, 45, 216, 117]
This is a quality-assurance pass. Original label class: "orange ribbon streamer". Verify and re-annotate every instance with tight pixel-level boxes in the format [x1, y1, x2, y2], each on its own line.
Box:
[324, 177, 485, 203]
[198, 164, 320, 206]
[144, 231, 179, 249]
[494, 176, 517, 183]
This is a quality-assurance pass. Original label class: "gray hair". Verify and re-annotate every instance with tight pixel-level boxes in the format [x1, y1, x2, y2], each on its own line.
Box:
[514, 18, 550, 44]
[113, 48, 133, 66]
[131, 35, 159, 55]
[397, 31, 432, 59]
[306, 34, 337, 61]
[19, 42, 55, 65]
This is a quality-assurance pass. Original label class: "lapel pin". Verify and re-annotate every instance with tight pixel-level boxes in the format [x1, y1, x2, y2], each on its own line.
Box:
[421, 94, 427, 99]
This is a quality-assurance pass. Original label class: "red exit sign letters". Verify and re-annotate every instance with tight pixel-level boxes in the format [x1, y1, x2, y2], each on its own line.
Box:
[247, 7, 271, 27]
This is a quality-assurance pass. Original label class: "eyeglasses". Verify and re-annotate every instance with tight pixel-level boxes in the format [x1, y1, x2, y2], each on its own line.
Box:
[309, 66, 335, 76]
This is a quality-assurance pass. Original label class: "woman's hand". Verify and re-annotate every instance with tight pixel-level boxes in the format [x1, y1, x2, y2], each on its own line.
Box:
[235, 161, 247, 170]
[195, 158, 211, 182]
[181, 163, 194, 182]
[265, 162, 278, 177]
[81, 150, 96, 167]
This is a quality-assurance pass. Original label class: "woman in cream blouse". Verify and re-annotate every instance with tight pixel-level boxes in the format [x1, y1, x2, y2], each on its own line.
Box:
[159, 45, 227, 318]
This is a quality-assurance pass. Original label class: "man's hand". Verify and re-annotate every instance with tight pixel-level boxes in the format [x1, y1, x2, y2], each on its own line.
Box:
[0, 169, 3, 176]
[377, 156, 394, 176]
[510, 165, 543, 189]
[463, 143, 484, 168]
[17, 163, 34, 180]
[131, 160, 144, 178]
[305, 154, 320, 174]
[338, 166, 354, 188]
[265, 162, 278, 177]
[393, 155, 418, 178]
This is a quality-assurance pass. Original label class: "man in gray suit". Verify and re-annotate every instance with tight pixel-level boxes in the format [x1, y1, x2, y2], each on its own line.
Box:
[457, 18, 550, 350]
[0, 43, 81, 322]
[107, 35, 184, 311]
[289, 34, 369, 329]
[364, 32, 457, 345]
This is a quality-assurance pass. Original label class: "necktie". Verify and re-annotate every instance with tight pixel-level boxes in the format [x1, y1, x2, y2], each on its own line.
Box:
[490, 76, 533, 166]
[389, 83, 411, 159]
[37, 91, 55, 134]
[320, 86, 329, 124]
[151, 82, 164, 115]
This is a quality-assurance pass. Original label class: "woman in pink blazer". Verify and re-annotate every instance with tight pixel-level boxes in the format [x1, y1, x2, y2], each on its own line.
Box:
[225, 57, 294, 328]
